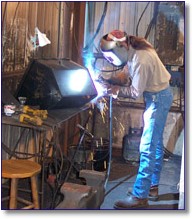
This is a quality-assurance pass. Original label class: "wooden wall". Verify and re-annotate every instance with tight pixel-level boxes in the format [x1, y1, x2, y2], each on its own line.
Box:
[2, 2, 86, 155]
[3, 2, 57, 74]
[2, 2, 85, 79]
[84, 1, 184, 66]
[2, 1, 86, 98]
[1, 1, 184, 154]
[91, 2, 155, 44]
[2, 1, 184, 90]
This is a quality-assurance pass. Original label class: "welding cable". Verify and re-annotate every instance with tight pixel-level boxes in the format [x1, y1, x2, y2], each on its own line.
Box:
[52, 125, 64, 181]
[64, 129, 87, 182]
[144, 2, 160, 39]
[49, 126, 66, 209]
[136, 2, 150, 37]
[105, 174, 132, 196]
[83, 2, 108, 52]
[8, 128, 29, 159]
[77, 124, 94, 138]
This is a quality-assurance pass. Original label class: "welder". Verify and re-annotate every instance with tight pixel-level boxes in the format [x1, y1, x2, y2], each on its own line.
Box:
[99, 30, 173, 209]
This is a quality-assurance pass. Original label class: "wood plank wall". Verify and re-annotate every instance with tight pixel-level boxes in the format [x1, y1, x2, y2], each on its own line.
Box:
[2, 2, 85, 77]
[84, 2, 155, 53]
[2, 1, 85, 92]
[84, 1, 184, 66]
[2, 2, 86, 156]
[2, 1, 184, 87]
[1, 1, 184, 155]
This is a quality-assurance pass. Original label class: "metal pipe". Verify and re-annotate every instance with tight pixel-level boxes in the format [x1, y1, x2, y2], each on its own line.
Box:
[104, 95, 113, 188]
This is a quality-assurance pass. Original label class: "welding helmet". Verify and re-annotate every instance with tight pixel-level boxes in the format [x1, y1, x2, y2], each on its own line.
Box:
[100, 31, 128, 67]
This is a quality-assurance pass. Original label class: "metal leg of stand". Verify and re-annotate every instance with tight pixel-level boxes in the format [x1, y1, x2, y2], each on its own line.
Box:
[105, 96, 113, 188]
[64, 131, 87, 182]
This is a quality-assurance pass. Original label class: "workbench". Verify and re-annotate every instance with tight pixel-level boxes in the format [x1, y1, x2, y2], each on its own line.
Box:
[1, 106, 88, 208]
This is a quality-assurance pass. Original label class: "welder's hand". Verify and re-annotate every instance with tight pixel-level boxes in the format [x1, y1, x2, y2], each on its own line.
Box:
[110, 71, 128, 85]
[107, 85, 120, 99]
[99, 71, 131, 86]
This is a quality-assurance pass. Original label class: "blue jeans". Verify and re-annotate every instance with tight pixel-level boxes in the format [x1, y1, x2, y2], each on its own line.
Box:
[132, 86, 173, 199]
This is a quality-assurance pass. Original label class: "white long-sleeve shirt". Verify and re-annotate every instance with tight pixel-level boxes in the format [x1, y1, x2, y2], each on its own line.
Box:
[119, 47, 171, 99]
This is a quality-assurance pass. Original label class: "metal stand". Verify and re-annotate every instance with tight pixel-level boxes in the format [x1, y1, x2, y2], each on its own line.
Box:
[64, 125, 93, 182]
[104, 96, 113, 188]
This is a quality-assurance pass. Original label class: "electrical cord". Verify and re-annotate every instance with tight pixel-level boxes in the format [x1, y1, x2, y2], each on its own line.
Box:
[135, 2, 159, 39]
[136, 2, 150, 36]
[105, 174, 132, 196]
[64, 130, 89, 182]
[83, 2, 108, 52]
[144, 2, 160, 39]
[42, 125, 64, 209]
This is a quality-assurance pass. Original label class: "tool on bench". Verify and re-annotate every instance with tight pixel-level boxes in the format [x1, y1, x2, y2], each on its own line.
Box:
[19, 113, 43, 126]
[22, 105, 48, 119]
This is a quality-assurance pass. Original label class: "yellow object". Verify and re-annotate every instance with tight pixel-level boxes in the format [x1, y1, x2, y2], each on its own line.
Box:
[19, 114, 43, 126]
[22, 106, 48, 119]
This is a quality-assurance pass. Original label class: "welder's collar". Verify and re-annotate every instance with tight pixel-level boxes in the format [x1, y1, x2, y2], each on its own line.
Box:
[127, 47, 136, 61]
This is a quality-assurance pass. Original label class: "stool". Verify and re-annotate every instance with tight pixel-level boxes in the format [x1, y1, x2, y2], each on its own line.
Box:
[2, 159, 41, 209]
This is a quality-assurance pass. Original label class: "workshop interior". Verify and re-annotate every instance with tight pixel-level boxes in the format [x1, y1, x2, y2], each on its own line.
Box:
[1, 2, 185, 210]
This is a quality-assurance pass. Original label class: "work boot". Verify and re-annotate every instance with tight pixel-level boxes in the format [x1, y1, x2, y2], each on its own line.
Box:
[127, 186, 159, 201]
[148, 185, 159, 201]
[114, 195, 148, 209]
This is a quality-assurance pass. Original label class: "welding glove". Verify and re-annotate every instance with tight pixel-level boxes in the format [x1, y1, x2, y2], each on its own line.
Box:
[111, 71, 129, 85]
[99, 70, 131, 86]
[107, 85, 120, 99]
